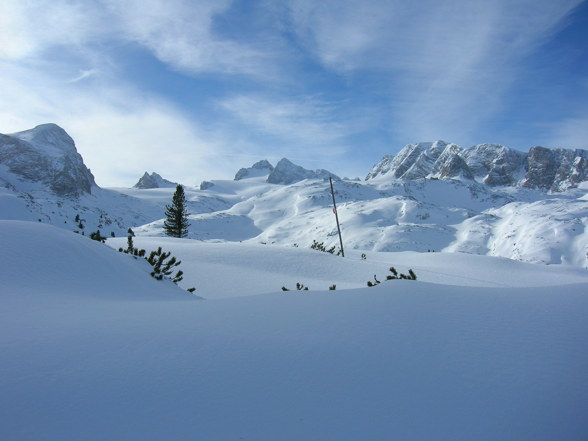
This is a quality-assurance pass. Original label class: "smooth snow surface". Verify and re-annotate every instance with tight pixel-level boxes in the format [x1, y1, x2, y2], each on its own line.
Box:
[2, 221, 588, 440]
[109, 236, 588, 298]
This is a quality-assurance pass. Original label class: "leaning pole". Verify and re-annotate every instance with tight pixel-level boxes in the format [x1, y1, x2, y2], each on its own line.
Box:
[329, 177, 345, 257]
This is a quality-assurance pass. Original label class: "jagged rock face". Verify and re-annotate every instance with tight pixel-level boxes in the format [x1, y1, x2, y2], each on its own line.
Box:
[401, 141, 447, 180]
[365, 154, 394, 180]
[368, 140, 587, 191]
[438, 153, 474, 180]
[522, 147, 588, 191]
[366, 143, 429, 179]
[266, 158, 340, 185]
[234, 160, 274, 180]
[133, 172, 176, 189]
[521, 147, 557, 190]
[0, 124, 96, 196]
[367, 141, 471, 181]
[463, 144, 526, 186]
[553, 149, 588, 191]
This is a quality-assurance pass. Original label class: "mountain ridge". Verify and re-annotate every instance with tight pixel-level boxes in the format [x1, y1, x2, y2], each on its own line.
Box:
[1, 124, 587, 268]
[367, 141, 588, 192]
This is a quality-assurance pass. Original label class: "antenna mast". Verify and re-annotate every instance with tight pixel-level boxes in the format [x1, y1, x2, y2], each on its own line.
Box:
[329, 177, 345, 257]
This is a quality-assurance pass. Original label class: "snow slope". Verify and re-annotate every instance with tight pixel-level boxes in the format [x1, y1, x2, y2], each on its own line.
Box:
[1, 221, 588, 440]
[0, 220, 194, 300]
[109, 236, 588, 299]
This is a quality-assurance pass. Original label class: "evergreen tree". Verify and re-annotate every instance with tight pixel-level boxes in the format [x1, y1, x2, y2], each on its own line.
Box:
[163, 185, 190, 238]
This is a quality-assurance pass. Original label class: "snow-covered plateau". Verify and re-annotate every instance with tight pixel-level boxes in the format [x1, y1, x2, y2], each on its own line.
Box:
[1, 124, 588, 439]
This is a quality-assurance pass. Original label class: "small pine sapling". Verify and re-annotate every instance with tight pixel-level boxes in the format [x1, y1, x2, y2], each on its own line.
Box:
[282, 283, 309, 291]
[89, 230, 107, 243]
[310, 240, 327, 252]
[127, 235, 134, 253]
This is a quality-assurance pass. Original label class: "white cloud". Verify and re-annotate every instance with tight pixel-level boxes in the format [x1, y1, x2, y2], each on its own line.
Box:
[287, 0, 584, 143]
[65, 105, 229, 187]
[68, 69, 98, 83]
[0, 0, 109, 59]
[101, 0, 279, 77]
[0, 0, 282, 78]
[218, 95, 352, 145]
[0, 60, 235, 187]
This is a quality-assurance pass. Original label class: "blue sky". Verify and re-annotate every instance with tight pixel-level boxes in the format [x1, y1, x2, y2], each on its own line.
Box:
[1, 0, 587, 186]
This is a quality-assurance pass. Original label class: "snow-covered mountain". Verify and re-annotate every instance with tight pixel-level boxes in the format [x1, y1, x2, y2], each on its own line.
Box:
[234, 158, 339, 184]
[367, 141, 588, 192]
[266, 158, 340, 184]
[0, 123, 96, 196]
[0, 124, 170, 234]
[234, 159, 274, 180]
[1, 124, 587, 267]
[133, 172, 177, 189]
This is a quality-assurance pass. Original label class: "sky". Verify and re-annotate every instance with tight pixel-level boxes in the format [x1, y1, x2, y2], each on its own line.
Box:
[1, 0, 587, 187]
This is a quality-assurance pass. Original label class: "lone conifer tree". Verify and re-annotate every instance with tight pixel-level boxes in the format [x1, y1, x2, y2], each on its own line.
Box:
[163, 185, 190, 238]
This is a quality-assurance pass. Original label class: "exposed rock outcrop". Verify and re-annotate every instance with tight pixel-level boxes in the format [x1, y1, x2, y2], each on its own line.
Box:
[367, 141, 587, 191]
[0, 124, 96, 196]
[133, 172, 177, 189]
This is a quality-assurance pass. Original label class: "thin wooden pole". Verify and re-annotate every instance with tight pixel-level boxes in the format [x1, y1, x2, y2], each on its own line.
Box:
[329, 177, 345, 257]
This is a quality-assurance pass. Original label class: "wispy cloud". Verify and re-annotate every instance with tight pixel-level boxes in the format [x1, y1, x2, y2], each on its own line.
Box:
[68, 69, 98, 83]
[0, 0, 283, 78]
[0, 0, 109, 59]
[218, 94, 355, 145]
[102, 0, 276, 77]
[287, 0, 584, 144]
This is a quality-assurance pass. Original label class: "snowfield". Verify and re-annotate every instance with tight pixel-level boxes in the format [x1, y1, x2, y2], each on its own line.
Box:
[2, 220, 588, 440]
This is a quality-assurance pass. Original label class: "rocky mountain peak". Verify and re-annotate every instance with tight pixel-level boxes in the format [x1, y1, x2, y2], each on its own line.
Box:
[266, 158, 340, 185]
[522, 147, 588, 192]
[234, 159, 274, 180]
[133, 172, 177, 189]
[0, 124, 96, 196]
[12, 123, 74, 150]
[367, 141, 588, 191]
[367, 140, 467, 181]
